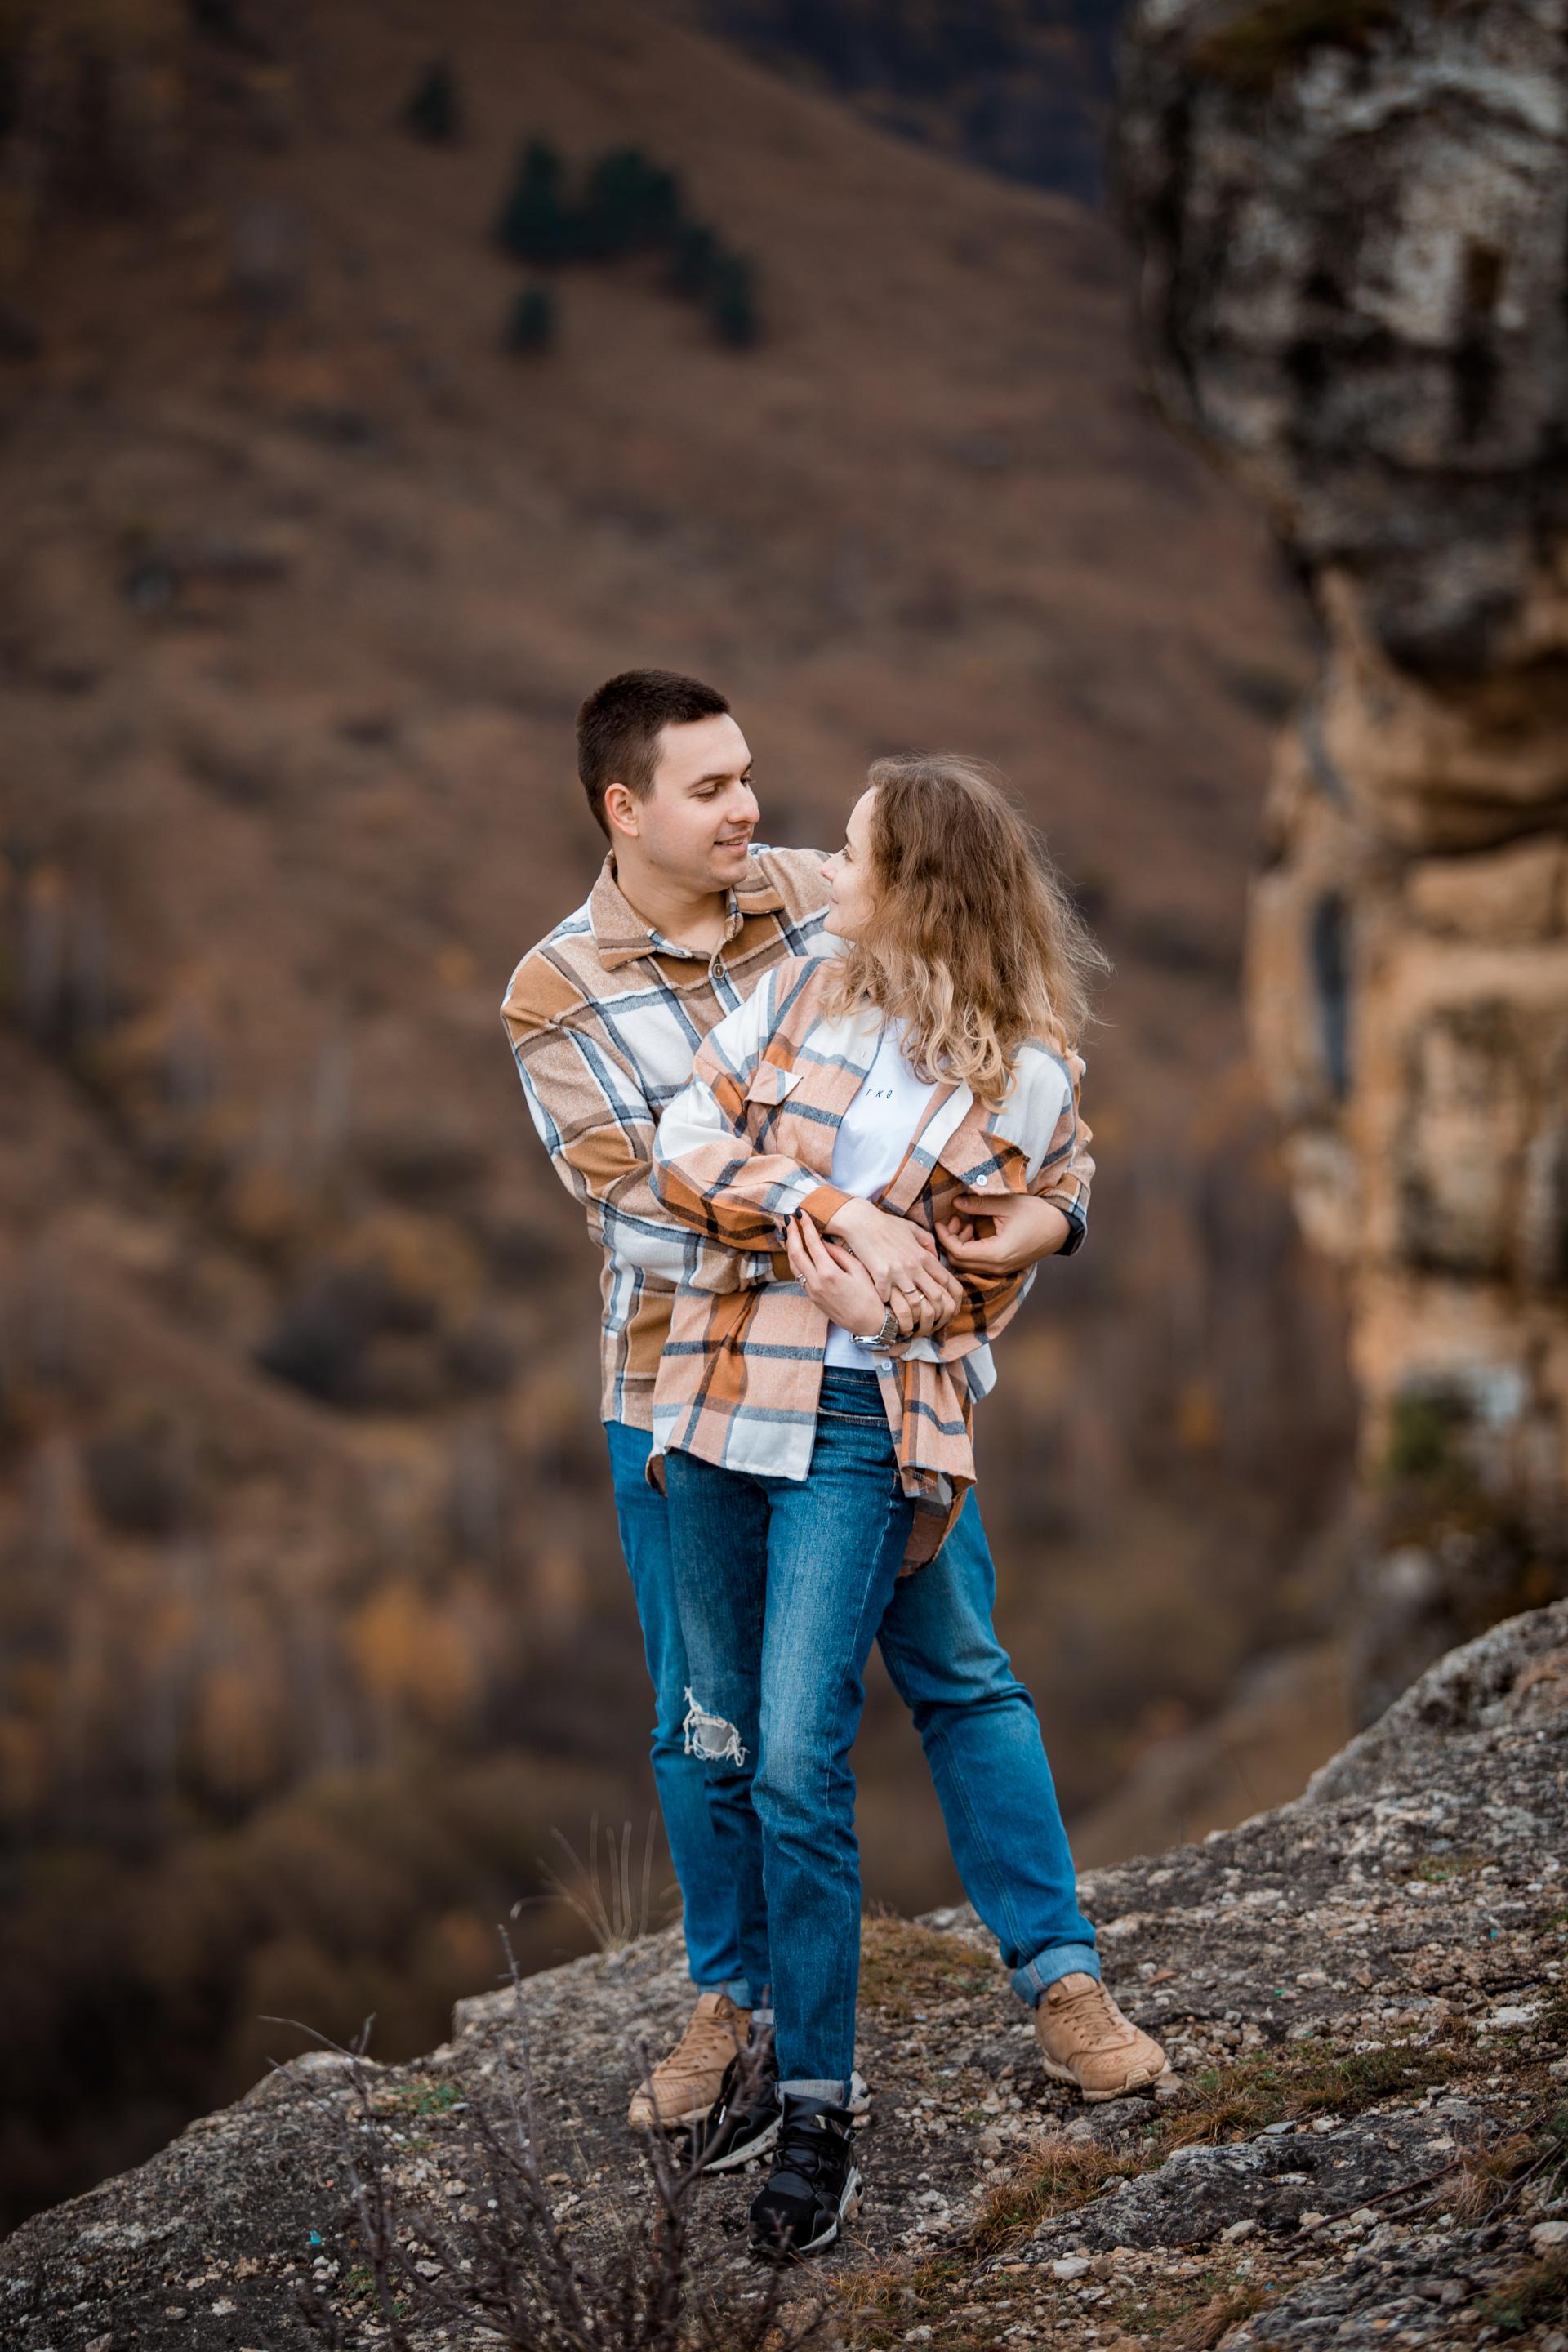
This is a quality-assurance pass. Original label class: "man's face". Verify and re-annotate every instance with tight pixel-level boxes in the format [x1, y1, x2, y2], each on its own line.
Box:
[608, 713, 760, 893]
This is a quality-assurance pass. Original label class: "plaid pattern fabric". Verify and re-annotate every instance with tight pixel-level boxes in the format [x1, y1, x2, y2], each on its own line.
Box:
[501, 845, 840, 1424]
[649, 955, 1094, 1566]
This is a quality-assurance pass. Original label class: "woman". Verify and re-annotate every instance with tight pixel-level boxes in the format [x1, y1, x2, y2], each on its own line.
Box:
[648, 754, 1129, 2259]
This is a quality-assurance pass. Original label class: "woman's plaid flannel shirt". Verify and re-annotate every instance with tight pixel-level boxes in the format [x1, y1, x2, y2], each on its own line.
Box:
[648, 954, 1093, 1569]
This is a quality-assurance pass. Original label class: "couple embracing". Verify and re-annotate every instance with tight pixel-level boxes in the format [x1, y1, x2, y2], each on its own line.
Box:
[501, 670, 1167, 2261]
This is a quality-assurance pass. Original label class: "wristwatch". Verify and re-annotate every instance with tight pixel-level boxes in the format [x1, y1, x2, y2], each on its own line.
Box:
[854, 1303, 902, 1351]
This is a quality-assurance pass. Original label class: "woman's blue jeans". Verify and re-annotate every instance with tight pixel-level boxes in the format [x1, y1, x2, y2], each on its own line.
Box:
[664, 1369, 920, 2091]
[606, 1412, 1098, 2024]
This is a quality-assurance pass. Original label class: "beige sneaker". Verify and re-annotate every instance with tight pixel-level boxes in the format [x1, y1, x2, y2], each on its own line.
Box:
[627, 1990, 751, 2132]
[1033, 1972, 1167, 2102]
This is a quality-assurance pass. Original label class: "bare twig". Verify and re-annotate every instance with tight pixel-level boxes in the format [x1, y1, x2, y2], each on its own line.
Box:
[264, 1926, 836, 2352]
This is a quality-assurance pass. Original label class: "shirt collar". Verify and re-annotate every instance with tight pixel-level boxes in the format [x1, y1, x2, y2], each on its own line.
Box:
[589, 849, 786, 969]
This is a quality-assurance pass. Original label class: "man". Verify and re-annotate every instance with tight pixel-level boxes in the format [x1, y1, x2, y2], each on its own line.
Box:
[501, 670, 1165, 2143]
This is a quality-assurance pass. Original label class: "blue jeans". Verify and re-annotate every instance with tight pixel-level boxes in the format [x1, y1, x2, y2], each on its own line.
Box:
[607, 1417, 751, 2002]
[604, 1409, 1098, 2020]
[664, 1370, 916, 2088]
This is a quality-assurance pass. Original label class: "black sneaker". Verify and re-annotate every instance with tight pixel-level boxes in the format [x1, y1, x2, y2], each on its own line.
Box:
[690, 2037, 780, 2173]
[746, 2091, 862, 2261]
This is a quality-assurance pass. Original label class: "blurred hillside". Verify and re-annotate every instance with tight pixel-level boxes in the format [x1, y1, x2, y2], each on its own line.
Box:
[0, 0, 1350, 2227]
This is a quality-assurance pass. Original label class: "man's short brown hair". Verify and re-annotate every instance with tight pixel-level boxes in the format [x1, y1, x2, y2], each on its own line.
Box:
[576, 669, 731, 839]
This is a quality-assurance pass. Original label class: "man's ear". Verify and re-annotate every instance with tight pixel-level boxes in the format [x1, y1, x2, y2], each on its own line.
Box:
[603, 781, 641, 840]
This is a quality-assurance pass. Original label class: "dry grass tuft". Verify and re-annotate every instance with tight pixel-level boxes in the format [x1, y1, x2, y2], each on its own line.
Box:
[1450, 2128, 1537, 2221]
[965, 2032, 1469, 2257]
[1160, 2283, 1268, 2349]
[969, 2133, 1142, 2258]
[857, 1916, 1003, 2020]
[1166, 2034, 1467, 2145]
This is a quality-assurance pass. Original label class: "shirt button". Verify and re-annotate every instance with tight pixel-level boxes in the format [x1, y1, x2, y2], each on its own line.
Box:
[875, 1356, 891, 1371]
[973, 1173, 989, 1188]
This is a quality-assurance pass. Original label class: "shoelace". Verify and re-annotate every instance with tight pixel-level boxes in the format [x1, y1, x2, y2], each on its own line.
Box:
[1051, 1984, 1132, 2051]
[665, 2011, 737, 2073]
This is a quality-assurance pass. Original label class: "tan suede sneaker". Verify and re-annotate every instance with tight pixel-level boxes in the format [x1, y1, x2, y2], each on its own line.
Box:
[1033, 1972, 1167, 2102]
[627, 1990, 751, 2132]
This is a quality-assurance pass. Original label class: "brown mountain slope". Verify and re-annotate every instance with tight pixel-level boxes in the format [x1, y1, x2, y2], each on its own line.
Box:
[0, 0, 1347, 2225]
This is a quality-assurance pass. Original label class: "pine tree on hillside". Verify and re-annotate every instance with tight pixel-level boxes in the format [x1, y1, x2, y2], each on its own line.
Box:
[494, 136, 577, 265]
[666, 220, 719, 297]
[577, 147, 685, 259]
[708, 252, 761, 348]
[502, 285, 557, 354]
[401, 58, 464, 145]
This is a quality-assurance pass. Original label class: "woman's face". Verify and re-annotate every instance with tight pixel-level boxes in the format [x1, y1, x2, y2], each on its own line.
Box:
[821, 787, 879, 940]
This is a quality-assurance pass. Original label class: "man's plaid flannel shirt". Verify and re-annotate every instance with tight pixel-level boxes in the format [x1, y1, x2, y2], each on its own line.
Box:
[501, 844, 1089, 1438]
[648, 953, 1094, 1567]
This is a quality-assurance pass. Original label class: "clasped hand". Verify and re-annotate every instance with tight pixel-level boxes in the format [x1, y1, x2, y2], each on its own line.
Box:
[786, 1197, 964, 1341]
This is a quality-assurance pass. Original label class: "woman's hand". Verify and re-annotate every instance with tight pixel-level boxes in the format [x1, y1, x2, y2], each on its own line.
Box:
[786, 1214, 888, 1334]
[824, 1196, 964, 1325]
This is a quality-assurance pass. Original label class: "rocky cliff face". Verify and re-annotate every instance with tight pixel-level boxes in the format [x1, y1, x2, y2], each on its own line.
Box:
[1116, 0, 1568, 1710]
[6, 1600, 1565, 2349]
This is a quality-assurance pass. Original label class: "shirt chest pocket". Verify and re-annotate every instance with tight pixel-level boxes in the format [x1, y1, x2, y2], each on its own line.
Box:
[742, 1059, 809, 1149]
[742, 1061, 804, 1109]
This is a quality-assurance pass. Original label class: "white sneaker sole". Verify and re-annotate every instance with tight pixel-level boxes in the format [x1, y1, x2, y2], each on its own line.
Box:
[700, 2110, 781, 2172]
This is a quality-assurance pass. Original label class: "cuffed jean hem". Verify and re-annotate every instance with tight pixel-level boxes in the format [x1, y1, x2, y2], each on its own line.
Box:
[780, 2077, 847, 2104]
[1012, 1940, 1102, 2006]
[704, 1975, 761, 2010]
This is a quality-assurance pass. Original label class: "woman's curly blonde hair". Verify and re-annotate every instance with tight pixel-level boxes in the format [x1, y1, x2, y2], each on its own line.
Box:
[822, 752, 1110, 1105]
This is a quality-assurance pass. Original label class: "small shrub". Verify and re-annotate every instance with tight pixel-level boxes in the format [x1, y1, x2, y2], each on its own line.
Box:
[256, 1265, 391, 1404]
[400, 58, 464, 145]
[501, 284, 556, 355]
[666, 219, 719, 297]
[1481, 2256, 1568, 2337]
[708, 251, 761, 347]
[1383, 1385, 1470, 1482]
[444, 1316, 516, 1394]
[84, 1409, 189, 1536]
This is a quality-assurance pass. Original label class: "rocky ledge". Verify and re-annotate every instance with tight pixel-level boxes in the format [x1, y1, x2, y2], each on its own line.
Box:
[4, 1601, 1567, 2350]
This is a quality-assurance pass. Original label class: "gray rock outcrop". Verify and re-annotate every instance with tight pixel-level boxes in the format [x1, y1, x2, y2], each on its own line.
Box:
[1116, 0, 1568, 1709]
[4, 1601, 1565, 2348]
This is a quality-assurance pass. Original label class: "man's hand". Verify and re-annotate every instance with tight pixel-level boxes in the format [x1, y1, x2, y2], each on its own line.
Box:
[823, 1196, 964, 1321]
[935, 1190, 1071, 1274]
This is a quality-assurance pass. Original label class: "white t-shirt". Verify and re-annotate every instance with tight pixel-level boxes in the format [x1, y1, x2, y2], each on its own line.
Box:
[822, 1020, 938, 1369]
